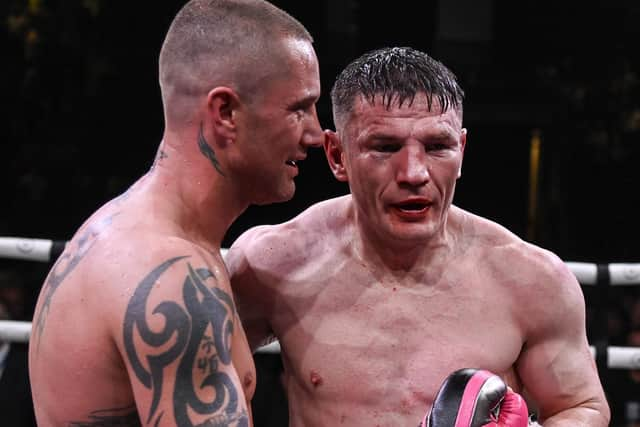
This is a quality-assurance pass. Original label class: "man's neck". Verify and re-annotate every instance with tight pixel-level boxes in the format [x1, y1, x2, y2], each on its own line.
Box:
[142, 142, 248, 251]
[351, 225, 455, 277]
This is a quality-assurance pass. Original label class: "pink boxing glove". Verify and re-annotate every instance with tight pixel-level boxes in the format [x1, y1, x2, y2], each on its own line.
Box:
[420, 368, 530, 427]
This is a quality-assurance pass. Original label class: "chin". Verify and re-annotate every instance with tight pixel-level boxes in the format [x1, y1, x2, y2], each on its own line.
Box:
[252, 184, 295, 206]
[386, 223, 441, 243]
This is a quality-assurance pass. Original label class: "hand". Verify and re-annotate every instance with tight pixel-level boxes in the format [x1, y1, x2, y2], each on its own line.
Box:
[420, 368, 530, 427]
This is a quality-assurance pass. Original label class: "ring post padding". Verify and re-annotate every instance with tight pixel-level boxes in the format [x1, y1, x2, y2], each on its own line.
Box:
[0, 320, 31, 343]
[0, 237, 54, 262]
[50, 239, 67, 263]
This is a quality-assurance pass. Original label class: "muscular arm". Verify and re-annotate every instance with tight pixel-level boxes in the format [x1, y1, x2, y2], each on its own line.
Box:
[515, 252, 610, 426]
[226, 226, 278, 352]
[119, 250, 250, 426]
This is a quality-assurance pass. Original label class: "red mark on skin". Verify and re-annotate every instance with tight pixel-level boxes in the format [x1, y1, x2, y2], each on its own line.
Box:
[393, 287, 397, 291]
[310, 370, 323, 387]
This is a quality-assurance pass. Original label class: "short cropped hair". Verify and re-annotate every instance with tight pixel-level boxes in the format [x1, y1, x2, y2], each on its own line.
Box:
[330, 47, 465, 130]
[159, 0, 312, 126]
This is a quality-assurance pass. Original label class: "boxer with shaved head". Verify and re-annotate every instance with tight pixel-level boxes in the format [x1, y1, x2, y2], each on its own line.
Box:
[28, 1, 323, 425]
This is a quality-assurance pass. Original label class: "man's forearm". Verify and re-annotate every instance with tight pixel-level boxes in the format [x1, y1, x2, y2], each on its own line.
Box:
[540, 406, 610, 427]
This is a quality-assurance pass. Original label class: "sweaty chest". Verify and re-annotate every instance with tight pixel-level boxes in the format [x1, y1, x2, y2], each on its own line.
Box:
[273, 275, 523, 410]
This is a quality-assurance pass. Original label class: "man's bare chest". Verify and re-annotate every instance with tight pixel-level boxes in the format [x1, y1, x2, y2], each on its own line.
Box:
[271, 276, 523, 402]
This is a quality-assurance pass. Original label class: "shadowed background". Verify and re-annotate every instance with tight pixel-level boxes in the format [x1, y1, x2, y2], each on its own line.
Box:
[3, 0, 638, 259]
[1, 1, 639, 426]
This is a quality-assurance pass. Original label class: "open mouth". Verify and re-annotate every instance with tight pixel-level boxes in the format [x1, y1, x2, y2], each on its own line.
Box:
[394, 201, 429, 212]
[285, 160, 297, 167]
[390, 200, 432, 219]
[396, 202, 428, 211]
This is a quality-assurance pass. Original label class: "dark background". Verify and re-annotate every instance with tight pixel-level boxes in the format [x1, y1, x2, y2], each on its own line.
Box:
[2, 0, 639, 260]
[1, 1, 640, 426]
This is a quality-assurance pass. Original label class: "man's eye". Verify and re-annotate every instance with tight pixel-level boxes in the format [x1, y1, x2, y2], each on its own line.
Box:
[427, 143, 449, 151]
[376, 144, 399, 153]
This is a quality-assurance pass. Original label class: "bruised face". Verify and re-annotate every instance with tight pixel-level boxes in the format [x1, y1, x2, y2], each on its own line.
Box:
[233, 38, 323, 205]
[327, 93, 466, 245]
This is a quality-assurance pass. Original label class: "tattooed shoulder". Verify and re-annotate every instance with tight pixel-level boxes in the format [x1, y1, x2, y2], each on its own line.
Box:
[123, 256, 248, 426]
[32, 213, 117, 350]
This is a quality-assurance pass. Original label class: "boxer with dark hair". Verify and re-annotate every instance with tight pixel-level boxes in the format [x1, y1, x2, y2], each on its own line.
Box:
[227, 47, 610, 426]
[28, 1, 323, 425]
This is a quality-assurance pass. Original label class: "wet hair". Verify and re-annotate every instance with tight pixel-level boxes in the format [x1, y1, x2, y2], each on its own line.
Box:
[330, 47, 465, 129]
[159, 0, 313, 127]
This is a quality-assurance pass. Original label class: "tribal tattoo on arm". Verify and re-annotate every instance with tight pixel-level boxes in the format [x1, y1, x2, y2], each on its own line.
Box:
[123, 257, 249, 427]
[32, 214, 115, 350]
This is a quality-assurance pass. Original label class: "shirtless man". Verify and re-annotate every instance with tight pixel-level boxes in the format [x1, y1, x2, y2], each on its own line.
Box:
[28, 0, 323, 425]
[226, 47, 610, 426]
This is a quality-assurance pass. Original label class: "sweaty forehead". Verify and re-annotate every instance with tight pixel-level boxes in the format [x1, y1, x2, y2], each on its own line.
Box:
[345, 93, 462, 138]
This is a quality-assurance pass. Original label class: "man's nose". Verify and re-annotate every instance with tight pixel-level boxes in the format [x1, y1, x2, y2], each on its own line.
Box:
[396, 145, 430, 186]
[301, 106, 324, 148]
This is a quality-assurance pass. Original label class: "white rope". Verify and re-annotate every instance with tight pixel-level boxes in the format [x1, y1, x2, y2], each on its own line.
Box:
[565, 262, 598, 285]
[0, 320, 638, 369]
[0, 237, 226, 262]
[0, 237, 56, 262]
[254, 341, 640, 369]
[0, 320, 31, 343]
[609, 263, 640, 285]
[566, 262, 640, 286]
[2, 237, 639, 285]
[256, 341, 282, 354]
[589, 345, 640, 370]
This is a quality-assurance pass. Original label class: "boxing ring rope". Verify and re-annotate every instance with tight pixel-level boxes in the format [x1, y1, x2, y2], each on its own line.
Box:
[1, 237, 639, 370]
[0, 237, 67, 263]
[1, 318, 638, 369]
[567, 262, 640, 286]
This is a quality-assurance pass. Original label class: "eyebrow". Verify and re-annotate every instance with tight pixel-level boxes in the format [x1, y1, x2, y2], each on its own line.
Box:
[290, 93, 319, 109]
[364, 129, 456, 142]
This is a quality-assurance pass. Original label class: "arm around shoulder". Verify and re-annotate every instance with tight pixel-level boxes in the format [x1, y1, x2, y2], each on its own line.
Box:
[226, 226, 279, 352]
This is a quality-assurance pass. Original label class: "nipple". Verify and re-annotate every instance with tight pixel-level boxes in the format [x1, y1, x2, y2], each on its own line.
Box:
[310, 370, 323, 387]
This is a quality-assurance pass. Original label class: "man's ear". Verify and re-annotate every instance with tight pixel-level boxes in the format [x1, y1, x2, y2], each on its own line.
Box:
[458, 128, 467, 178]
[323, 130, 348, 182]
[207, 87, 240, 142]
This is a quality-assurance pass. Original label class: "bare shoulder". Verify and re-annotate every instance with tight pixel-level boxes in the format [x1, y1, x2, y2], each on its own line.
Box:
[226, 195, 351, 276]
[70, 223, 229, 329]
[98, 233, 226, 295]
[455, 207, 580, 298]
